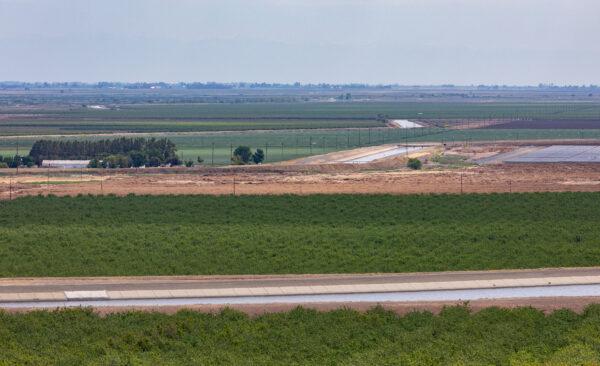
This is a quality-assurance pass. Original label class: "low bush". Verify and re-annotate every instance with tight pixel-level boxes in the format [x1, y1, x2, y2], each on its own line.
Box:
[407, 157, 422, 169]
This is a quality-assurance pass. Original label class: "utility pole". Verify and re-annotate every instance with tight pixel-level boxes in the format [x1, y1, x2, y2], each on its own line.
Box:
[15, 138, 19, 175]
[211, 143, 215, 166]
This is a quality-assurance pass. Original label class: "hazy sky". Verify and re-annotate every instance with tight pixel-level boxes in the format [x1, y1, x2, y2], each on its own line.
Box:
[1, 0, 599, 85]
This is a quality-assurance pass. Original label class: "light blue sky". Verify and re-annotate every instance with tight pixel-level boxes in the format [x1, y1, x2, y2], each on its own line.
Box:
[1, 0, 598, 85]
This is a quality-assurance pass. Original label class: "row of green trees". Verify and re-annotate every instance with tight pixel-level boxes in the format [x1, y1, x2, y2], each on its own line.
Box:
[28, 138, 181, 168]
[1, 140, 266, 169]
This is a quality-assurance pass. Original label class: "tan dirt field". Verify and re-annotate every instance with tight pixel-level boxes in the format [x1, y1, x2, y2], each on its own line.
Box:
[3, 162, 600, 199]
[3, 141, 600, 199]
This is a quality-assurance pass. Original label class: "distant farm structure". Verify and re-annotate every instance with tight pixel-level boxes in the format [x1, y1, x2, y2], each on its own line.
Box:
[41, 160, 90, 169]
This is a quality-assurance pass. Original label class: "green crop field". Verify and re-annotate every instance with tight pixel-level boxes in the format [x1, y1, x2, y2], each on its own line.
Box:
[2, 100, 600, 164]
[26, 101, 600, 120]
[0, 127, 438, 164]
[2, 305, 600, 365]
[3, 101, 600, 137]
[3, 126, 600, 164]
[411, 128, 600, 143]
[0, 118, 384, 136]
[1, 193, 600, 277]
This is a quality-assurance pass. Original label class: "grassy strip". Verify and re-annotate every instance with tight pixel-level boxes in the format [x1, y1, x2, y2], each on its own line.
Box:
[1, 193, 600, 276]
[2, 305, 600, 364]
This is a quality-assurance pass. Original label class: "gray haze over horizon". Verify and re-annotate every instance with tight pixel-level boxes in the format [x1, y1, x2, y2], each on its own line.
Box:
[1, 0, 599, 85]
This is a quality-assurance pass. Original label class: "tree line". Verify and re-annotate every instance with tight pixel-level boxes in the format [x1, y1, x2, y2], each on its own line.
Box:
[0, 139, 267, 169]
[28, 137, 181, 168]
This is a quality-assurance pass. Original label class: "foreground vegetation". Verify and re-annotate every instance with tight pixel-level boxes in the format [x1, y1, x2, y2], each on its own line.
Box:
[2, 305, 600, 365]
[1, 193, 600, 276]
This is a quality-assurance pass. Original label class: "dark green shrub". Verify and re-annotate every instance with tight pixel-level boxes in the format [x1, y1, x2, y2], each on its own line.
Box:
[232, 146, 253, 164]
[407, 158, 422, 170]
[252, 149, 265, 164]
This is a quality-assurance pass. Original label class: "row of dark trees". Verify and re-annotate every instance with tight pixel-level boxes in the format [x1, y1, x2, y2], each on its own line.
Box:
[28, 138, 181, 168]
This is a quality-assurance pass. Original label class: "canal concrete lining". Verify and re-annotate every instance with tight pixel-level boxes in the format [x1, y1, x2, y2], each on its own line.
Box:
[4, 284, 600, 309]
[3, 268, 600, 307]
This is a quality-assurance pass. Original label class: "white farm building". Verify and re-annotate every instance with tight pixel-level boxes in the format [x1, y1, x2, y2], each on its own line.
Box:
[41, 160, 90, 169]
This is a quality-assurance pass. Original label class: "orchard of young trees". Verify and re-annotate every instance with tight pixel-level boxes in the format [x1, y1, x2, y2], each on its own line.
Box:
[28, 138, 181, 168]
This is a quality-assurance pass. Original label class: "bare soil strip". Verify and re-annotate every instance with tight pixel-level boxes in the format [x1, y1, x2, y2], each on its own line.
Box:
[4, 162, 600, 198]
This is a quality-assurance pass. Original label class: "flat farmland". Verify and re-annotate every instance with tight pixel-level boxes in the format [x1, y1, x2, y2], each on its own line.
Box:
[3, 101, 600, 136]
[0, 118, 384, 135]
[2, 193, 600, 277]
[6, 162, 600, 198]
[408, 128, 600, 143]
[0, 127, 438, 164]
[45, 102, 600, 120]
[485, 119, 600, 129]
[7, 126, 600, 165]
